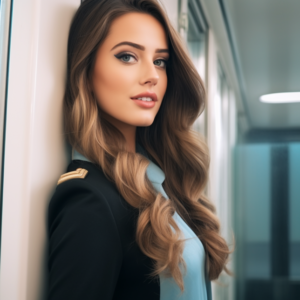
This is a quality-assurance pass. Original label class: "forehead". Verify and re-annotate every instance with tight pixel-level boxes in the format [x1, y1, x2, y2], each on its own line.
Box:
[105, 12, 168, 49]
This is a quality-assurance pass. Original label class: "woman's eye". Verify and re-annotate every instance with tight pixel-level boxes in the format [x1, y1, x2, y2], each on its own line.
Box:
[154, 59, 167, 68]
[115, 53, 168, 68]
[115, 53, 136, 63]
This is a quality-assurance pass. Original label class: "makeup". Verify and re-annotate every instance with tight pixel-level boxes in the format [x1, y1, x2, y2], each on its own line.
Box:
[130, 92, 157, 108]
[131, 99, 156, 108]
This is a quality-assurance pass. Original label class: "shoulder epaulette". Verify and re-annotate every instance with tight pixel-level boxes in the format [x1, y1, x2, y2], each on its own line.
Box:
[57, 168, 88, 185]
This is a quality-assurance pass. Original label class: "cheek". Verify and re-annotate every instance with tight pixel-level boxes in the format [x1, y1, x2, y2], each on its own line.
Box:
[160, 73, 168, 96]
[93, 61, 135, 99]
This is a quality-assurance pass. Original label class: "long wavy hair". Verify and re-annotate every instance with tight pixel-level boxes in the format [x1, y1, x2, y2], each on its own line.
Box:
[64, 0, 231, 292]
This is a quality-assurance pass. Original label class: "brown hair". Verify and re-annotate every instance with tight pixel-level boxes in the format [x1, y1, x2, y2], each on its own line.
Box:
[64, 0, 231, 292]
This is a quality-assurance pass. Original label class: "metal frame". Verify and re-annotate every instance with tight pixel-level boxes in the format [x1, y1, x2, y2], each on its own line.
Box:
[188, 0, 208, 33]
[0, 0, 12, 254]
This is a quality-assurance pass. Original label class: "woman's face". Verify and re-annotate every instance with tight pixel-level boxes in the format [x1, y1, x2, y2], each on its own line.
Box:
[91, 12, 169, 129]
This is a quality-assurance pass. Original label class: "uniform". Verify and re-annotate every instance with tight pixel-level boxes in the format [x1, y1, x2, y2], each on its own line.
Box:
[47, 144, 212, 300]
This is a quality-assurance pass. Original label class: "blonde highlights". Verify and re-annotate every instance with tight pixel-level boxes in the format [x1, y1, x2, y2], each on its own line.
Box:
[64, 0, 231, 292]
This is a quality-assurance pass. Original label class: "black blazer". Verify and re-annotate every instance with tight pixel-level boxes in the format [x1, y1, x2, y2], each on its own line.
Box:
[47, 159, 160, 300]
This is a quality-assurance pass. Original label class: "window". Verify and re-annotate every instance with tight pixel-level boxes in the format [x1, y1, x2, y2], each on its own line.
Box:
[186, 0, 208, 137]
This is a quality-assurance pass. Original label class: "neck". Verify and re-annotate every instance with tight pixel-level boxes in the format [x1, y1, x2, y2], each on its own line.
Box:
[121, 125, 136, 153]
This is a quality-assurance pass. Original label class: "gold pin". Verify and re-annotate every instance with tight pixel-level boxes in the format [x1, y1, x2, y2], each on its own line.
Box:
[57, 168, 88, 185]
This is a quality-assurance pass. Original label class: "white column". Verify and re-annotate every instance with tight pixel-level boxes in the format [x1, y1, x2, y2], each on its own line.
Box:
[159, 0, 179, 31]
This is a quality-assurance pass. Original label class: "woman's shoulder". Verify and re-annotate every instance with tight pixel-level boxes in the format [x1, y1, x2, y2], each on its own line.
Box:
[50, 161, 109, 208]
[51, 159, 121, 203]
[48, 160, 111, 224]
[48, 159, 137, 234]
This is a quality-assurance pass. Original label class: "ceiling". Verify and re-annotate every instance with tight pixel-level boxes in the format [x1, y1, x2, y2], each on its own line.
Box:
[224, 0, 300, 129]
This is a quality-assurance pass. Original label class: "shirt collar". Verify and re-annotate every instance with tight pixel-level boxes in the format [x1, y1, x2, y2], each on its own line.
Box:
[72, 144, 166, 185]
[136, 143, 165, 184]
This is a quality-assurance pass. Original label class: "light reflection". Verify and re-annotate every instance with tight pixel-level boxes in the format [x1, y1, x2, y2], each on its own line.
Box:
[259, 92, 300, 103]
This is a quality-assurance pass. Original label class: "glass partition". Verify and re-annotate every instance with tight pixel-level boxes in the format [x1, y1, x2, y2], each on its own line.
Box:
[235, 142, 300, 299]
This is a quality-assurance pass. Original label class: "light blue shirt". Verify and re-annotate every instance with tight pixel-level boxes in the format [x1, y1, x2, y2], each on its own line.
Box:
[72, 145, 211, 300]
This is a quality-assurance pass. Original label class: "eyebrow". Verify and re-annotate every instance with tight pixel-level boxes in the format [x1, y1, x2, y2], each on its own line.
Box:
[110, 41, 169, 53]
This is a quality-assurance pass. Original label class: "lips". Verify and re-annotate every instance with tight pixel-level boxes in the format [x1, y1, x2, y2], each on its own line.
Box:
[130, 92, 158, 102]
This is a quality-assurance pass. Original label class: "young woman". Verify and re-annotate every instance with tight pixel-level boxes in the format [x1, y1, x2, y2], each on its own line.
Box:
[47, 0, 231, 299]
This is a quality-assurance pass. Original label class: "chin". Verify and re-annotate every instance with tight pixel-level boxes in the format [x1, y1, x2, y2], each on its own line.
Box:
[136, 117, 155, 127]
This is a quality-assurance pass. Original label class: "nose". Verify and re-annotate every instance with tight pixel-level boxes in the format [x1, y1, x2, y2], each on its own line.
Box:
[139, 60, 159, 86]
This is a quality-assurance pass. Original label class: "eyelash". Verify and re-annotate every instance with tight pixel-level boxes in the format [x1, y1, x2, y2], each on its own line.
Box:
[114, 52, 168, 69]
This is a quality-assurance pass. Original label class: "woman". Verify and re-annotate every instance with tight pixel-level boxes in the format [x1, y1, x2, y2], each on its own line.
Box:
[47, 0, 231, 299]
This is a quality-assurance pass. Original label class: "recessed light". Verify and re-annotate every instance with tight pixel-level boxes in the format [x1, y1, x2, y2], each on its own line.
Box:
[259, 92, 300, 103]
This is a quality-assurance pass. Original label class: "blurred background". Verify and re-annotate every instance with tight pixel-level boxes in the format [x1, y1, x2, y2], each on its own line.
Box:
[0, 0, 299, 299]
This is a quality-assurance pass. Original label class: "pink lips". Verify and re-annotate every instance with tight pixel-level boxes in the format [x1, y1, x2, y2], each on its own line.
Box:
[130, 92, 158, 109]
[130, 92, 158, 102]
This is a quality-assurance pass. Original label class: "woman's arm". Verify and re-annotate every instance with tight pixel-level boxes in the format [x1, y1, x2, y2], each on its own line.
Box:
[47, 180, 123, 300]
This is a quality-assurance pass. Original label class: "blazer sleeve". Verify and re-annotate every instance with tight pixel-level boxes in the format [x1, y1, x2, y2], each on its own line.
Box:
[47, 180, 123, 300]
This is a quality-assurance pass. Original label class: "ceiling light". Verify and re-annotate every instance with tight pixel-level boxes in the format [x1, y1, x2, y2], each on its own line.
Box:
[259, 92, 300, 103]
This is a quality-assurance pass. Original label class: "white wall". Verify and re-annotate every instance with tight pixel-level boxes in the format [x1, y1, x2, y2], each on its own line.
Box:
[0, 1, 80, 299]
[159, 0, 179, 30]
